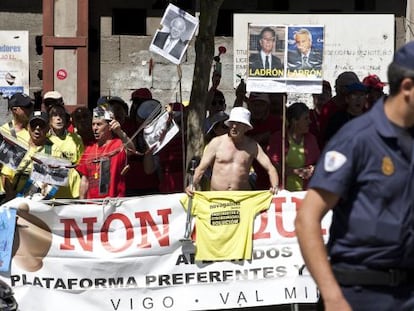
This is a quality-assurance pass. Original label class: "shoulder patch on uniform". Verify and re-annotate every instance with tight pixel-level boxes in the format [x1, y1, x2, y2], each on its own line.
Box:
[324, 151, 347, 172]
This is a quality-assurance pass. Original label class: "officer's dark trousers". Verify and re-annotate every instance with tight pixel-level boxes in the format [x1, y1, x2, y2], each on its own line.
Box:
[317, 284, 414, 311]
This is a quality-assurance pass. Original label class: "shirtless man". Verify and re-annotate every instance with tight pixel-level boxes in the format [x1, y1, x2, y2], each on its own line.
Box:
[186, 107, 279, 195]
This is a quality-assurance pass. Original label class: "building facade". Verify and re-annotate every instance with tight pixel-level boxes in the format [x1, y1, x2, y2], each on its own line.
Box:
[0, 0, 408, 108]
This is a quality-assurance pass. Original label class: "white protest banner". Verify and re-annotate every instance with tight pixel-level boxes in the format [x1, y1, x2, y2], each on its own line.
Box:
[2, 191, 331, 311]
[0, 208, 17, 272]
[0, 31, 29, 97]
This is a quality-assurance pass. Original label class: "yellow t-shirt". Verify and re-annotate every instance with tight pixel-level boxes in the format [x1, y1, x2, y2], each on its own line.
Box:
[180, 190, 272, 261]
[3, 137, 80, 199]
[0, 121, 30, 148]
[49, 132, 84, 199]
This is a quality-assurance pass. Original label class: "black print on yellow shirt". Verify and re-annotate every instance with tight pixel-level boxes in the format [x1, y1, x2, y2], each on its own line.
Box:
[210, 210, 240, 226]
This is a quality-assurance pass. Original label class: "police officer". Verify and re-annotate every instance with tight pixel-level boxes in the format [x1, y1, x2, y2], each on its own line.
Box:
[295, 41, 414, 311]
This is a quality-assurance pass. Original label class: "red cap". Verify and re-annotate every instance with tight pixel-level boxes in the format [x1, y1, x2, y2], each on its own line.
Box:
[362, 74, 386, 90]
[131, 88, 152, 100]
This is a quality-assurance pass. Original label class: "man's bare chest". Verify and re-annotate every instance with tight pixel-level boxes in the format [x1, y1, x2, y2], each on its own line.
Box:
[215, 143, 252, 165]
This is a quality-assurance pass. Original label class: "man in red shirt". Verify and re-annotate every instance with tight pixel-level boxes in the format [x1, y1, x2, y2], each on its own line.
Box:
[77, 105, 130, 199]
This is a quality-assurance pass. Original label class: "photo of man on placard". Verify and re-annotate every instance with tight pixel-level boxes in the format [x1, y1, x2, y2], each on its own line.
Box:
[150, 3, 199, 65]
[0, 133, 26, 170]
[287, 26, 324, 79]
[153, 16, 188, 60]
[248, 25, 285, 79]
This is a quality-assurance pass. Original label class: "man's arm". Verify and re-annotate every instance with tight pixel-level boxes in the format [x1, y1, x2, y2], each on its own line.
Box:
[295, 188, 351, 311]
[185, 140, 217, 196]
[255, 143, 279, 194]
[79, 175, 89, 199]
[110, 119, 136, 155]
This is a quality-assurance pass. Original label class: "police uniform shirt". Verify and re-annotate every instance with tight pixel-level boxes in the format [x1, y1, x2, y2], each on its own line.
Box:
[180, 190, 272, 261]
[309, 97, 414, 269]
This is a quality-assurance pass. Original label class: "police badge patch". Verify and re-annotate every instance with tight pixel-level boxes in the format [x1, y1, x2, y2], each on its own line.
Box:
[381, 156, 394, 176]
[324, 150, 347, 172]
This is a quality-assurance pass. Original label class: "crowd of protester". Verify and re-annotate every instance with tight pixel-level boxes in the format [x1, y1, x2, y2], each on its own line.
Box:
[0, 88, 179, 201]
[0, 69, 386, 201]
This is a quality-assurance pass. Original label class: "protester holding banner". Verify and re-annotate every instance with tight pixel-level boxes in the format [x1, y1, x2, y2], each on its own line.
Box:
[295, 41, 414, 310]
[186, 107, 279, 195]
[77, 105, 129, 199]
[48, 104, 84, 198]
[3, 111, 63, 201]
[0, 93, 33, 200]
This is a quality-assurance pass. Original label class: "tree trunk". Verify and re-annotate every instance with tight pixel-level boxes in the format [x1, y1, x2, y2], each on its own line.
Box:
[185, 0, 224, 176]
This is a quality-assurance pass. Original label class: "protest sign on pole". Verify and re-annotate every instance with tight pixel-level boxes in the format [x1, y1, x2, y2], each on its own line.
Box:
[0, 31, 29, 98]
[234, 14, 394, 95]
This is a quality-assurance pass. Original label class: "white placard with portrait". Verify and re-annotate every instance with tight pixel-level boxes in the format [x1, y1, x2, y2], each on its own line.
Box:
[149, 4, 199, 65]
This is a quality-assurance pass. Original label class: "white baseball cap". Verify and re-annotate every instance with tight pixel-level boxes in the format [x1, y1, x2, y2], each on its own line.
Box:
[43, 90, 63, 100]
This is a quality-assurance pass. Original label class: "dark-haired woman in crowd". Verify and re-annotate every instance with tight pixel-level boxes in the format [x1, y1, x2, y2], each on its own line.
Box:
[267, 102, 320, 191]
